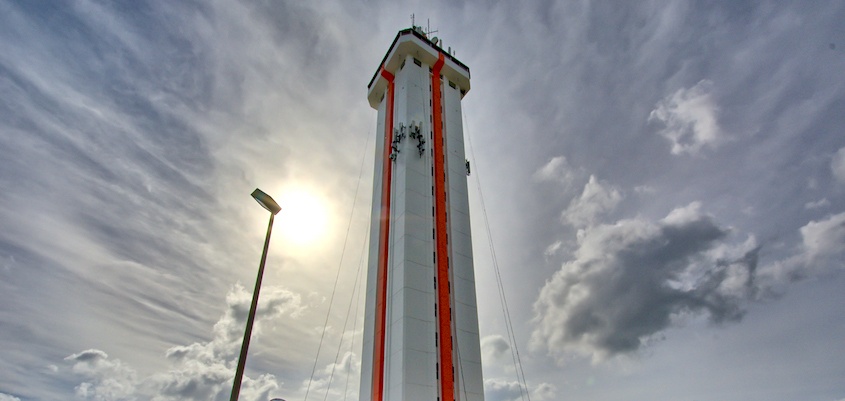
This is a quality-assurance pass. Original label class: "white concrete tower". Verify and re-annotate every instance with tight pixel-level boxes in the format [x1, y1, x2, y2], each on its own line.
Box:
[359, 27, 484, 401]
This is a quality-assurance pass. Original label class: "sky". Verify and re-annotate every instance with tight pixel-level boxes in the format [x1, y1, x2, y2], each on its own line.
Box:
[1, 1, 844, 400]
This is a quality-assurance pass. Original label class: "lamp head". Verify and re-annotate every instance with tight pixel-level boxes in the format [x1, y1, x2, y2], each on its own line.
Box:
[251, 188, 281, 215]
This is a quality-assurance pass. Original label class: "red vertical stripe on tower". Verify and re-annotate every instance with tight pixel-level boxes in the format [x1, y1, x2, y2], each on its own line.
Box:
[372, 66, 395, 401]
[431, 52, 455, 401]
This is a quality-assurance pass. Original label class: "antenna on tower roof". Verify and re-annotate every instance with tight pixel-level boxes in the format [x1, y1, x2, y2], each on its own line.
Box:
[426, 18, 438, 36]
[410, 15, 439, 40]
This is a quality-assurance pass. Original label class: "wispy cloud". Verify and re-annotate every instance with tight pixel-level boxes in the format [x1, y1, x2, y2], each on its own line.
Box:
[59, 284, 301, 401]
[832, 147, 845, 184]
[649, 80, 723, 156]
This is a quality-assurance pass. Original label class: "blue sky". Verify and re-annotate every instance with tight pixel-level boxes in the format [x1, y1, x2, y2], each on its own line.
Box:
[1, 1, 844, 400]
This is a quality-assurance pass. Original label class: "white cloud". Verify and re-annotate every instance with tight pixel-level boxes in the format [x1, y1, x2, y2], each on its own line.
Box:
[544, 240, 563, 257]
[805, 198, 830, 210]
[534, 156, 583, 191]
[800, 212, 845, 262]
[755, 213, 845, 291]
[484, 378, 527, 401]
[481, 335, 511, 363]
[483, 378, 555, 401]
[299, 352, 360, 401]
[831, 147, 845, 183]
[662, 201, 705, 225]
[562, 175, 623, 228]
[649, 79, 723, 155]
[634, 185, 656, 195]
[0, 394, 22, 401]
[532, 382, 558, 400]
[62, 285, 301, 401]
[64, 350, 138, 401]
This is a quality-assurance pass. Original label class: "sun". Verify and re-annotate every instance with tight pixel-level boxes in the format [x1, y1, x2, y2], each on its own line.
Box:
[275, 188, 330, 248]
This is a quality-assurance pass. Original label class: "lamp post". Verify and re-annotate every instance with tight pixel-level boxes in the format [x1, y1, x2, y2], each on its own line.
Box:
[230, 188, 282, 401]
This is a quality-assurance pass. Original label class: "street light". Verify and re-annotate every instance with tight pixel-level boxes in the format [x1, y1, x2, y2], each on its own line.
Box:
[230, 188, 282, 401]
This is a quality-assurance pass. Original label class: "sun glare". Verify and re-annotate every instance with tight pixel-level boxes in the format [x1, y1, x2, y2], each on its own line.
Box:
[276, 189, 330, 248]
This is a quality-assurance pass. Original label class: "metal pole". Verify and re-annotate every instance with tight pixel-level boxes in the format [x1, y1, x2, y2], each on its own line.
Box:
[230, 213, 275, 401]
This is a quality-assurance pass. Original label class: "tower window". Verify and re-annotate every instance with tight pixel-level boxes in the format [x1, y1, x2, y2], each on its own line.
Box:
[414, 58, 422, 67]
[449, 81, 456, 89]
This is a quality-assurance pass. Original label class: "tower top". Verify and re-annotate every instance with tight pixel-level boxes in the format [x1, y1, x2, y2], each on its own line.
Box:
[367, 28, 470, 108]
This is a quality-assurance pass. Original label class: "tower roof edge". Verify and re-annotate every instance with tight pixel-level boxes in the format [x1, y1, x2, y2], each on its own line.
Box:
[367, 28, 470, 109]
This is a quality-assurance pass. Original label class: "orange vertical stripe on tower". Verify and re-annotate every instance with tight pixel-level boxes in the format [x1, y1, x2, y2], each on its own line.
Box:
[431, 52, 455, 401]
[372, 66, 395, 401]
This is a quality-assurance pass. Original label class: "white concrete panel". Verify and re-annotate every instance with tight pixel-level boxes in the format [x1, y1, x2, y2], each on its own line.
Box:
[455, 301, 480, 332]
[451, 252, 475, 281]
[404, 180, 431, 211]
[390, 259, 406, 297]
[389, 318, 405, 356]
[451, 231, 473, 259]
[404, 316, 435, 354]
[404, 347, 436, 386]
[400, 288, 435, 329]
[404, 383, 438, 401]
[456, 328, 482, 364]
[455, 361, 485, 397]
[403, 259, 435, 301]
[404, 167, 430, 202]
[453, 276, 479, 308]
[404, 231, 434, 268]
[450, 209, 472, 237]
[386, 347, 404, 401]
[399, 211, 432, 245]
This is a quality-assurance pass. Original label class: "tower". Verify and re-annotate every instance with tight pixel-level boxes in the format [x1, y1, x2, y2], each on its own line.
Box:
[359, 27, 484, 401]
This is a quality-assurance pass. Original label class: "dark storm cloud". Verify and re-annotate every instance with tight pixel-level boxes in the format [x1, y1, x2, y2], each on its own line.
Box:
[531, 203, 762, 360]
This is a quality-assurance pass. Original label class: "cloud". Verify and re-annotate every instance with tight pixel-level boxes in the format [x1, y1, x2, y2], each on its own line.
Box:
[649, 80, 723, 155]
[483, 378, 556, 401]
[805, 198, 830, 210]
[483, 378, 526, 401]
[799, 212, 845, 263]
[64, 350, 138, 401]
[481, 335, 511, 363]
[532, 382, 558, 400]
[544, 240, 563, 257]
[532, 203, 762, 361]
[167, 283, 303, 365]
[62, 285, 301, 401]
[743, 212, 845, 293]
[831, 147, 845, 184]
[299, 352, 360, 401]
[562, 175, 623, 228]
[0, 395, 21, 401]
[534, 156, 583, 191]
